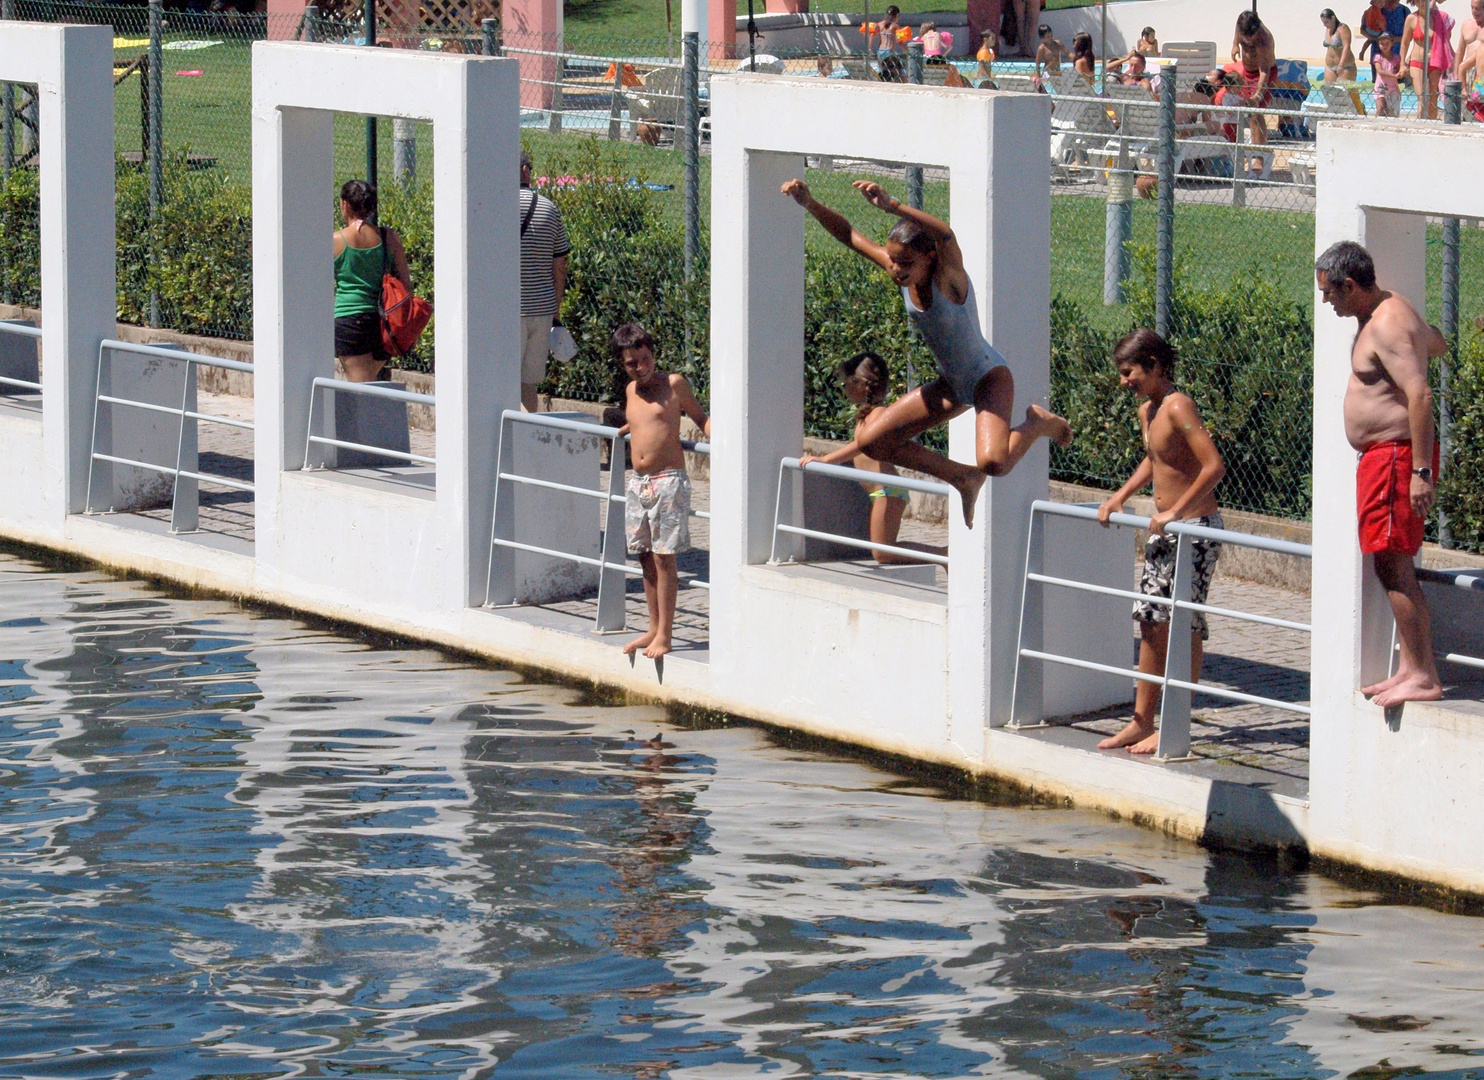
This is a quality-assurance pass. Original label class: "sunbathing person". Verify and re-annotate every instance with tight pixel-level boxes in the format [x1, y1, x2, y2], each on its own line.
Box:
[781, 179, 1071, 529]
[799, 351, 947, 566]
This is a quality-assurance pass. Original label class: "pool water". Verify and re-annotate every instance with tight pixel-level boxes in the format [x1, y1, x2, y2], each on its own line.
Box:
[1, 550, 1483, 1078]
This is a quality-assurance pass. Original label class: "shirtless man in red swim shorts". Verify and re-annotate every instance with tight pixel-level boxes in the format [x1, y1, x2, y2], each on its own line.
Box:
[1316, 241, 1447, 708]
[1226, 10, 1278, 146]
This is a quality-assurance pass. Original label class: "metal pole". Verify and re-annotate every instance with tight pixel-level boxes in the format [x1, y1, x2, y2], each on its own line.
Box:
[608, 60, 624, 140]
[1099, 0, 1108, 91]
[1421, 3, 1431, 118]
[148, 0, 164, 329]
[481, 16, 501, 56]
[1104, 139, 1133, 305]
[1, 0, 13, 179]
[303, 3, 319, 41]
[1155, 63, 1176, 337]
[747, 0, 757, 70]
[683, 30, 700, 283]
[907, 42, 924, 209]
[364, 0, 377, 194]
[1232, 102, 1247, 209]
[1439, 78, 1462, 547]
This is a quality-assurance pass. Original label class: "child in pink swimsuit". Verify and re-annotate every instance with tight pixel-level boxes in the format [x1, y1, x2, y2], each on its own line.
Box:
[1374, 33, 1402, 116]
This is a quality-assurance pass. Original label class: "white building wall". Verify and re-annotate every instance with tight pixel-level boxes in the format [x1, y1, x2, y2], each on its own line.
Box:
[1310, 120, 1484, 893]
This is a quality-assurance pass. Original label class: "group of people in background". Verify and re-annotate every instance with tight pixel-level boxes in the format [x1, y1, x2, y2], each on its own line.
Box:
[1329, 0, 1483, 118]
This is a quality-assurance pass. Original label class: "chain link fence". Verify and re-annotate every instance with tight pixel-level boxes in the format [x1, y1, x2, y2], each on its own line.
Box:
[2, 6, 1483, 548]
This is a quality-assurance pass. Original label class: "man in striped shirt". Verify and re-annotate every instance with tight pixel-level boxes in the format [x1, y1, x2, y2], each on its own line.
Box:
[519, 149, 571, 411]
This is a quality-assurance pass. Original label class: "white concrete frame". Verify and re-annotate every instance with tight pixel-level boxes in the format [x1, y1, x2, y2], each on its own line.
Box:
[251, 42, 520, 615]
[707, 75, 1055, 756]
[1312, 119, 1484, 893]
[0, 22, 114, 534]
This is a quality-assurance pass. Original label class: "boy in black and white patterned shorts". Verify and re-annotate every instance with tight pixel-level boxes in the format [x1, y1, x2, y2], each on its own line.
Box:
[1096, 329, 1227, 755]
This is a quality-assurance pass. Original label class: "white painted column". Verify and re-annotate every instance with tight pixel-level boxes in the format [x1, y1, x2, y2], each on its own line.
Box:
[30, 25, 115, 519]
[947, 90, 1051, 746]
[709, 136, 806, 678]
[432, 58, 521, 609]
[251, 99, 333, 558]
[681, 0, 707, 37]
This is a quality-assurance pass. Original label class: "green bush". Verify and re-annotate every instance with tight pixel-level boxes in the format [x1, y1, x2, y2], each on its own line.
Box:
[0, 166, 40, 307]
[1438, 331, 1484, 551]
[1051, 246, 1314, 520]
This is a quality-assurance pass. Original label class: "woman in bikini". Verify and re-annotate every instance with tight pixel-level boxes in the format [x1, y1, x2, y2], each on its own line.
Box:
[781, 178, 1072, 529]
[1320, 8, 1358, 82]
[1403, 0, 1456, 118]
[799, 352, 947, 566]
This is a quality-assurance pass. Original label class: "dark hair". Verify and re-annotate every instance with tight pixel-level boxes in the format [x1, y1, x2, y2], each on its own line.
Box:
[1141, 25, 1156, 37]
[1319, 8, 1337, 22]
[885, 217, 938, 258]
[839, 350, 890, 423]
[1113, 326, 1178, 377]
[1072, 32, 1095, 59]
[1236, 10, 1263, 36]
[611, 322, 655, 358]
[1315, 241, 1377, 289]
[1037, 23, 1052, 36]
[884, 5, 899, 17]
[339, 179, 377, 220]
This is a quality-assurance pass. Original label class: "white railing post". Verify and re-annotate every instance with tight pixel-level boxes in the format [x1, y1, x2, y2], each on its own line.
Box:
[485, 413, 517, 607]
[1008, 506, 1046, 728]
[1156, 531, 1196, 759]
[169, 358, 199, 533]
[594, 433, 628, 632]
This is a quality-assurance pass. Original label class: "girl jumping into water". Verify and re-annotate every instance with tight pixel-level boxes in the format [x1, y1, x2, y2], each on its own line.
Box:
[781, 178, 1072, 528]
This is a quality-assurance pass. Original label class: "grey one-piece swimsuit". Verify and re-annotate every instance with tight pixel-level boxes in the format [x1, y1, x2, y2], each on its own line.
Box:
[901, 277, 1008, 407]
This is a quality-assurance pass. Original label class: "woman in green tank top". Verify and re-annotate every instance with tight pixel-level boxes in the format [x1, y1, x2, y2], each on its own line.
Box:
[333, 179, 412, 382]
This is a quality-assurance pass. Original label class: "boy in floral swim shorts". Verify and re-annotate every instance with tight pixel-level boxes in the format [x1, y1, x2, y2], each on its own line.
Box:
[1096, 329, 1228, 755]
[613, 324, 711, 660]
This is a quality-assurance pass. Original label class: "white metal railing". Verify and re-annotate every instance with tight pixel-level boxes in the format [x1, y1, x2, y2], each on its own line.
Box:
[769, 456, 951, 569]
[1010, 500, 1314, 760]
[85, 339, 255, 534]
[1417, 566, 1484, 672]
[484, 409, 709, 632]
[0, 320, 42, 394]
[303, 377, 435, 470]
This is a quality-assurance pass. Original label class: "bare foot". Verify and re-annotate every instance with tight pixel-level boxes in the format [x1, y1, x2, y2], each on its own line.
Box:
[1372, 673, 1443, 708]
[954, 469, 988, 529]
[1098, 718, 1155, 750]
[1360, 669, 1406, 698]
[643, 635, 672, 659]
[1128, 731, 1161, 755]
[623, 631, 656, 656]
[1027, 403, 1073, 447]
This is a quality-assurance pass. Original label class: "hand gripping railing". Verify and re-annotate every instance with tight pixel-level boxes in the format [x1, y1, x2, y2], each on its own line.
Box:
[769, 457, 951, 568]
[0, 321, 42, 394]
[303, 377, 436, 469]
[84, 339, 255, 534]
[484, 409, 710, 633]
[1416, 566, 1484, 672]
[1010, 500, 1314, 761]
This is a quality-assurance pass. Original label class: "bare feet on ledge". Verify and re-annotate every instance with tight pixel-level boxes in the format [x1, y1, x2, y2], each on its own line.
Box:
[643, 635, 672, 659]
[1360, 670, 1406, 698]
[954, 470, 988, 530]
[1028, 403, 1074, 447]
[622, 631, 655, 657]
[1372, 673, 1443, 708]
[1098, 718, 1159, 753]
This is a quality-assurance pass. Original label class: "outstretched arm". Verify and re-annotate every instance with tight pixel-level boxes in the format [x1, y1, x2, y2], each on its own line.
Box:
[781, 179, 892, 272]
[1098, 456, 1154, 524]
[673, 375, 711, 439]
[800, 440, 861, 468]
[853, 180, 968, 294]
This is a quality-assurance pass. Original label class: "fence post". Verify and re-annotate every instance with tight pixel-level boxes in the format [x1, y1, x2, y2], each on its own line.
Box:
[148, 0, 164, 329]
[1232, 104, 1248, 209]
[364, 0, 377, 195]
[481, 16, 501, 56]
[906, 42, 924, 209]
[1, 0, 13, 181]
[682, 30, 700, 288]
[1155, 531, 1196, 760]
[608, 60, 624, 141]
[1154, 62, 1175, 338]
[303, 3, 319, 41]
[392, 118, 416, 188]
[548, 50, 566, 135]
[1104, 138, 1133, 305]
[1439, 79, 1462, 548]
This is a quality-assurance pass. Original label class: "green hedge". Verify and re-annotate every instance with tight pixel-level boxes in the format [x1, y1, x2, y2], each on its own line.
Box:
[1439, 331, 1484, 551]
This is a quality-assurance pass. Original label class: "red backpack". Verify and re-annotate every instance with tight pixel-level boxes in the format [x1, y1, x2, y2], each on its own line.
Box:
[379, 226, 433, 358]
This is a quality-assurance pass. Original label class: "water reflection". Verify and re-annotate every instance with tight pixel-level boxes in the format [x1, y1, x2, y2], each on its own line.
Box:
[0, 551, 1481, 1078]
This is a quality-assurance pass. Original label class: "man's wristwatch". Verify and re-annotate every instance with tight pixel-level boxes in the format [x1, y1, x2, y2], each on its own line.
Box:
[1414, 466, 1434, 482]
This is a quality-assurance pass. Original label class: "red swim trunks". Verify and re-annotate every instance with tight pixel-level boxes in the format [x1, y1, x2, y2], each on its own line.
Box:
[1356, 440, 1439, 556]
[1222, 62, 1279, 108]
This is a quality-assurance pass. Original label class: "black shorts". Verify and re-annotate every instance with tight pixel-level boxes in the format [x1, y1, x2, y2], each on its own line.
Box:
[334, 311, 386, 360]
